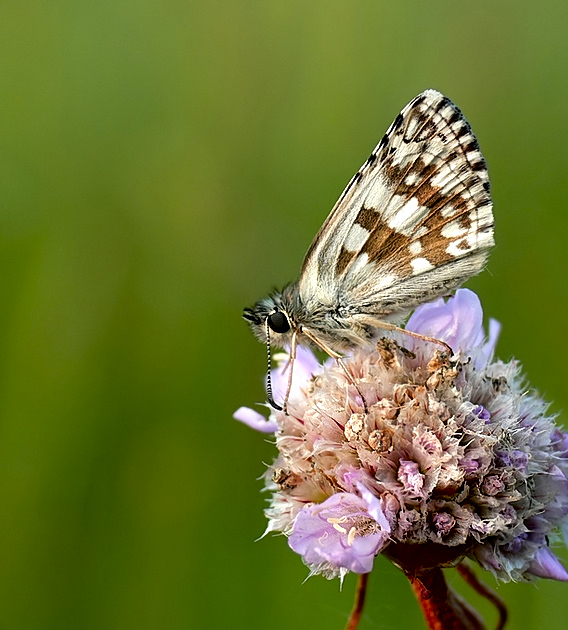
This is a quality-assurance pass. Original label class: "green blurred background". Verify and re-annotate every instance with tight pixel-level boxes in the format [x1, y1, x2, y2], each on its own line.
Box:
[0, 1, 567, 628]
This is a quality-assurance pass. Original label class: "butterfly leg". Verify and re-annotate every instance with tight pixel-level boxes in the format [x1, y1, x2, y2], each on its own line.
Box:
[336, 356, 369, 414]
[302, 328, 369, 414]
[281, 331, 298, 415]
[371, 321, 453, 354]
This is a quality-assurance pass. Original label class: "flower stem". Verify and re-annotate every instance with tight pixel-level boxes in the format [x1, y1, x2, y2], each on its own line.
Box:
[410, 568, 485, 630]
[345, 573, 369, 630]
[457, 564, 507, 630]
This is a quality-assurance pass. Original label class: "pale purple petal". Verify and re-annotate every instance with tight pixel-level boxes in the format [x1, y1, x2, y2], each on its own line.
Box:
[406, 289, 500, 366]
[406, 289, 480, 343]
[338, 467, 366, 491]
[552, 430, 568, 458]
[289, 492, 389, 574]
[398, 460, 424, 495]
[474, 545, 504, 573]
[356, 482, 392, 532]
[527, 547, 568, 581]
[233, 406, 278, 433]
[339, 471, 393, 531]
[407, 289, 484, 352]
[433, 512, 456, 537]
[480, 318, 501, 366]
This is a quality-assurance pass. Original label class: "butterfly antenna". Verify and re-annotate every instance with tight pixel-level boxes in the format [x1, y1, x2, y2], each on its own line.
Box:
[265, 319, 283, 411]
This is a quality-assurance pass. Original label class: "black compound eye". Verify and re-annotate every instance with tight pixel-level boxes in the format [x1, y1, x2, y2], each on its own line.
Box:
[267, 311, 290, 333]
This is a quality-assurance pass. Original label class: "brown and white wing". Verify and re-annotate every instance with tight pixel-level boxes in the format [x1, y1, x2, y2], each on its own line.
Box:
[298, 89, 494, 317]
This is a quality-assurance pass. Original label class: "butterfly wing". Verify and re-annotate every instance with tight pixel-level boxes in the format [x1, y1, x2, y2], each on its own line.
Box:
[298, 89, 494, 320]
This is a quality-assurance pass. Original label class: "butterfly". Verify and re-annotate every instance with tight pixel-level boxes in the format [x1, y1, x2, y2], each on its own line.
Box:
[243, 89, 494, 412]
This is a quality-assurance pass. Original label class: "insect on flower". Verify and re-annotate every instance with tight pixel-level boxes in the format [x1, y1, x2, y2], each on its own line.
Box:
[243, 90, 494, 412]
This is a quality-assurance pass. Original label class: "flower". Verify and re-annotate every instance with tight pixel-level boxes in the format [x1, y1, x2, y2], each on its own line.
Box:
[235, 289, 568, 582]
[288, 488, 390, 577]
[405, 288, 500, 368]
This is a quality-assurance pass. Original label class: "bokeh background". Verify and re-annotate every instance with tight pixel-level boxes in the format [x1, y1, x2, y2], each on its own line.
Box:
[1, 1, 567, 629]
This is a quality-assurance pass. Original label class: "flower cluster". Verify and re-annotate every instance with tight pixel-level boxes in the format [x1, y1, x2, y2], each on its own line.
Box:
[235, 290, 568, 583]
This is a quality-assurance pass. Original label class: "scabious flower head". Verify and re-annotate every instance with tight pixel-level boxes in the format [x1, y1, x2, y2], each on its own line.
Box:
[235, 289, 568, 583]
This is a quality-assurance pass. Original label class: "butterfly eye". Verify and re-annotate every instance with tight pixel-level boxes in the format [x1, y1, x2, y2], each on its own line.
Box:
[267, 311, 290, 334]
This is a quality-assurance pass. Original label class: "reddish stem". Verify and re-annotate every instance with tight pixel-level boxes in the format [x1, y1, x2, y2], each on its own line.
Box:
[457, 564, 507, 630]
[345, 573, 369, 630]
[410, 568, 485, 630]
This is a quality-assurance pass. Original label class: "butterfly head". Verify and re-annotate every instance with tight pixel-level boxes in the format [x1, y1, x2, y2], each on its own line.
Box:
[242, 293, 297, 349]
[243, 291, 301, 412]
